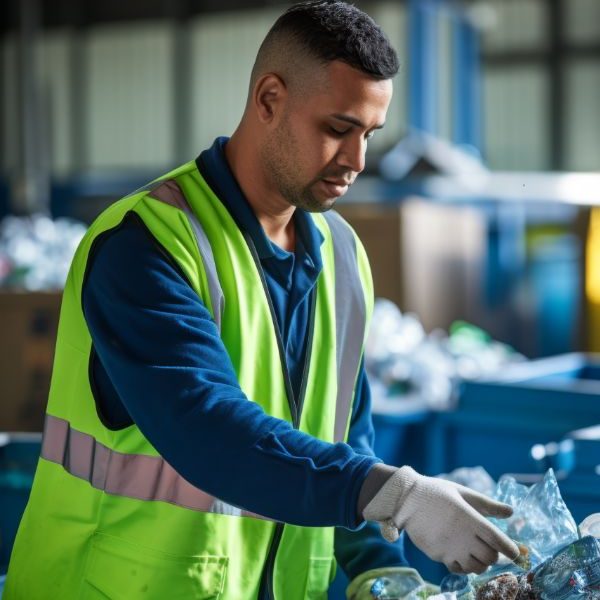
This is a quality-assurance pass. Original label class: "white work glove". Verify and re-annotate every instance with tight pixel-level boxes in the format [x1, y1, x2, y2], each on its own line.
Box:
[363, 466, 519, 574]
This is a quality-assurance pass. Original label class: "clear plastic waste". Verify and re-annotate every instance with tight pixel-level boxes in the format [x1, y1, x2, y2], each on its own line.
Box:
[438, 470, 600, 599]
[0, 214, 86, 290]
[491, 469, 579, 568]
[440, 574, 474, 599]
[438, 466, 496, 498]
[529, 535, 600, 599]
[369, 570, 432, 599]
[365, 300, 525, 412]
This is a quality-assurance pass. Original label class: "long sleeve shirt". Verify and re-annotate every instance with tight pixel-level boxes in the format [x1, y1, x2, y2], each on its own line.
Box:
[82, 137, 407, 581]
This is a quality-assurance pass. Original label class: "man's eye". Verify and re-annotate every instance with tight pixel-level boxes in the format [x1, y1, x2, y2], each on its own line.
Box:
[330, 127, 349, 136]
[366, 130, 376, 140]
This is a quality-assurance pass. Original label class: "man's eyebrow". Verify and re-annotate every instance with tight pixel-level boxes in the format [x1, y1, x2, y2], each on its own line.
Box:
[331, 114, 385, 129]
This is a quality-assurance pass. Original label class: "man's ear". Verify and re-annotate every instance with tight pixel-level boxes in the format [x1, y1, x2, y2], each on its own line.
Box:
[252, 73, 287, 124]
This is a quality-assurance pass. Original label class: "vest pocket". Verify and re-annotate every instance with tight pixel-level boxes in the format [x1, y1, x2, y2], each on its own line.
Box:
[305, 557, 335, 599]
[81, 532, 228, 600]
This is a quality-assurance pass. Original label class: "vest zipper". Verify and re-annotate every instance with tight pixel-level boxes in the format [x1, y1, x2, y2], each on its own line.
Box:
[295, 290, 317, 424]
[243, 233, 318, 600]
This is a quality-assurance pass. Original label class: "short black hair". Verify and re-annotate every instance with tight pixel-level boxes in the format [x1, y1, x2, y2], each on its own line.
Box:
[258, 1, 399, 81]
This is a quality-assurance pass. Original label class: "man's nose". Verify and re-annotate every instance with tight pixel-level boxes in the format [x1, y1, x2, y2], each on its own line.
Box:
[337, 136, 366, 174]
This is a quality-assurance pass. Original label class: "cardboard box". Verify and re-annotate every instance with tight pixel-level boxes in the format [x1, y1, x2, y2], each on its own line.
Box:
[338, 198, 486, 332]
[0, 292, 62, 432]
[336, 203, 404, 308]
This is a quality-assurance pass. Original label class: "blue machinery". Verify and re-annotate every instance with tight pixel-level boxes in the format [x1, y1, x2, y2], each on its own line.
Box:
[408, 0, 481, 150]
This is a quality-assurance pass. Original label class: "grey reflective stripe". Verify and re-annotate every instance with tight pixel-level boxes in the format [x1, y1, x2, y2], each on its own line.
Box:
[122, 177, 169, 199]
[322, 211, 367, 443]
[147, 179, 225, 331]
[41, 414, 269, 519]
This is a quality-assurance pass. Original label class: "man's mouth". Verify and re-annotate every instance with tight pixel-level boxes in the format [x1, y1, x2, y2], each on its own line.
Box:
[320, 179, 350, 197]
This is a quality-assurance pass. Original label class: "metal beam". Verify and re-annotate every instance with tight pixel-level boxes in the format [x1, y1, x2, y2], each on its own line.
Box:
[548, 0, 565, 170]
[408, 0, 439, 134]
[170, 0, 194, 164]
[452, 11, 481, 151]
[14, 0, 50, 214]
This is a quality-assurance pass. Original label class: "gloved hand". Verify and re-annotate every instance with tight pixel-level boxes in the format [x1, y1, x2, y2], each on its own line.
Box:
[362, 466, 519, 574]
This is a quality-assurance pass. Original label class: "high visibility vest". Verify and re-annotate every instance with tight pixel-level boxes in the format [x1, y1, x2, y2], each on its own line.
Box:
[4, 160, 373, 600]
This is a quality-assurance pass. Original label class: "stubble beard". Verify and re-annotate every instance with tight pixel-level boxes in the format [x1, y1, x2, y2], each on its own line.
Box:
[261, 119, 336, 214]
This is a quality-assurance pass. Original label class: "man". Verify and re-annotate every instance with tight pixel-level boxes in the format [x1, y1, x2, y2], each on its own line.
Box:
[5, 2, 518, 599]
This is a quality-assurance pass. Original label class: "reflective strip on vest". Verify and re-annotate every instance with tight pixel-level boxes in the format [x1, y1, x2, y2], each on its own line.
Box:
[322, 211, 367, 443]
[40, 413, 270, 519]
[147, 179, 225, 332]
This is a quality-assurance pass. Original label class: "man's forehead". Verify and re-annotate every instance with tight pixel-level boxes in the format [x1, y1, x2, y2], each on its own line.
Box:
[308, 65, 392, 124]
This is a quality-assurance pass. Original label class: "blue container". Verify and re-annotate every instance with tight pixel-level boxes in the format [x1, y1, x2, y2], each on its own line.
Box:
[566, 425, 600, 474]
[0, 433, 42, 572]
[425, 354, 600, 480]
[557, 425, 600, 524]
[372, 403, 430, 469]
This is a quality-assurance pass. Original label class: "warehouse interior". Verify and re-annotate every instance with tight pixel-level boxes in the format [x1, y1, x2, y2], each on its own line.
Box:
[1, 0, 599, 598]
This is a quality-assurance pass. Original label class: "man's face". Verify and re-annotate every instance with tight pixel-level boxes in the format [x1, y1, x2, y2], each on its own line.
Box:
[261, 61, 393, 212]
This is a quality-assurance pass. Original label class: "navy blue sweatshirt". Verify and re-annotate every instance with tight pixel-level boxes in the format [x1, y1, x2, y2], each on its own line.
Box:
[82, 137, 407, 581]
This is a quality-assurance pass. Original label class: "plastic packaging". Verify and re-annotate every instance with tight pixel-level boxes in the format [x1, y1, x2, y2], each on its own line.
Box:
[438, 466, 496, 498]
[440, 574, 474, 599]
[491, 469, 579, 567]
[369, 571, 434, 599]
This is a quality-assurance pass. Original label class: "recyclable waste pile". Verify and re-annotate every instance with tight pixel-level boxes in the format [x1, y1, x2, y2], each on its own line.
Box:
[0, 214, 86, 290]
[365, 299, 525, 411]
[367, 470, 600, 599]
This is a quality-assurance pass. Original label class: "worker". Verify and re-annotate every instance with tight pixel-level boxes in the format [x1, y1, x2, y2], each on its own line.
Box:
[4, 2, 519, 599]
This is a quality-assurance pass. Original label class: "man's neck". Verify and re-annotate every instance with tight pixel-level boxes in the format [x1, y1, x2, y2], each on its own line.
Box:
[224, 130, 296, 252]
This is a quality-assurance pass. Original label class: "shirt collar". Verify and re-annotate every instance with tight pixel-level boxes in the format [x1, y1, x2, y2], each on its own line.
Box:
[195, 137, 324, 271]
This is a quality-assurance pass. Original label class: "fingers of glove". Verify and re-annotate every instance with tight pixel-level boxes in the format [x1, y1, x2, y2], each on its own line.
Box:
[380, 519, 399, 543]
[472, 537, 500, 568]
[447, 556, 487, 575]
[477, 520, 520, 560]
[459, 486, 514, 519]
[463, 554, 490, 575]
[446, 543, 493, 575]
[448, 561, 466, 575]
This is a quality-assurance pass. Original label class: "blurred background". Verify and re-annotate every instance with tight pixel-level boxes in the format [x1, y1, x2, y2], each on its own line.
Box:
[0, 0, 599, 595]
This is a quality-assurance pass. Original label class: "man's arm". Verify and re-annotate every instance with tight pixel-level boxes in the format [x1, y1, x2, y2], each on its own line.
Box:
[83, 214, 518, 574]
[334, 362, 409, 583]
[82, 213, 378, 529]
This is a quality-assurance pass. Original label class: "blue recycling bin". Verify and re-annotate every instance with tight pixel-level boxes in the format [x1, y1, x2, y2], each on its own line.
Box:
[0, 433, 42, 573]
[425, 353, 600, 480]
[554, 425, 600, 524]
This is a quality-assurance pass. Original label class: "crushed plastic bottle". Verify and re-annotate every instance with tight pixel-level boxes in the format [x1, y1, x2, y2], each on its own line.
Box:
[440, 574, 474, 599]
[369, 573, 428, 599]
[368, 569, 442, 599]
[529, 535, 600, 599]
